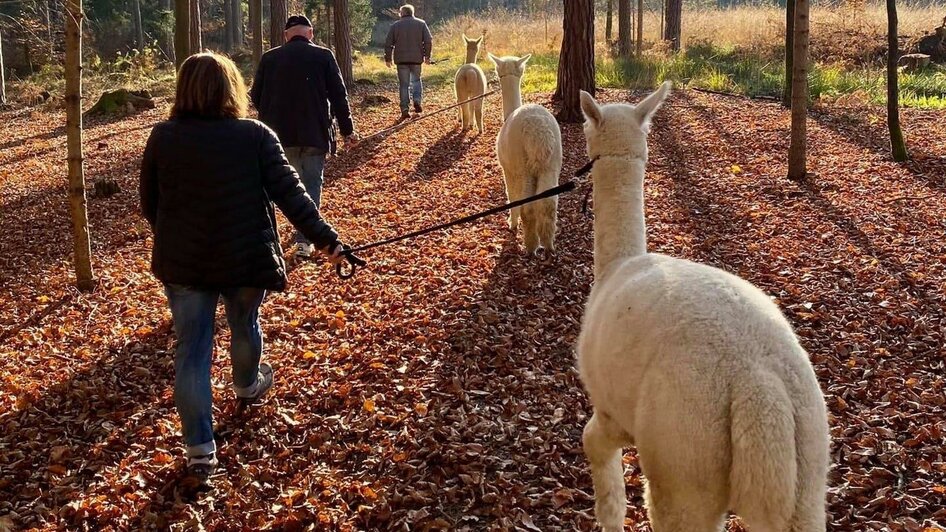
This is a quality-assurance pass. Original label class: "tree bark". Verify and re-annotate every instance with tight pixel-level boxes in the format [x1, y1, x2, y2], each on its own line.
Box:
[886, 0, 908, 161]
[787, 0, 809, 181]
[174, 0, 189, 66]
[189, 0, 202, 53]
[249, 0, 262, 64]
[231, 0, 243, 48]
[664, 0, 681, 51]
[636, 0, 643, 54]
[132, 0, 145, 49]
[224, 0, 233, 51]
[782, 0, 794, 107]
[65, 0, 95, 291]
[605, 0, 613, 42]
[333, 0, 354, 86]
[618, 0, 631, 57]
[270, 0, 287, 50]
[554, 0, 595, 122]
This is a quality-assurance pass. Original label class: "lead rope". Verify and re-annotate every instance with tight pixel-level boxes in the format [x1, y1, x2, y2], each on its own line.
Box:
[336, 157, 598, 279]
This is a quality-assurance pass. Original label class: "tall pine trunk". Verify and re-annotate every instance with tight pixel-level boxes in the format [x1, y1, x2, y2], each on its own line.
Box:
[664, 0, 681, 51]
[636, 0, 643, 54]
[174, 0, 189, 67]
[270, 0, 287, 50]
[189, 0, 202, 53]
[783, 0, 794, 107]
[618, 0, 632, 57]
[231, 0, 243, 48]
[605, 0, 613, 43]
[787, 0, 810, 181]
[333, 0, 353, 87]
[132, 0, 145, 49]
[554, 0, 595, 122]
[65, 0, 95, 291]
[249, 0, 262, 64]
[224, 0, 233, 51]
[886, 0, 908, 161]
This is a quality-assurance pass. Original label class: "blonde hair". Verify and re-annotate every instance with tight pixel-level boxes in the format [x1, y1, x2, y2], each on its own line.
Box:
[400, 4, 415, 16]
[171, 52, 248, 120]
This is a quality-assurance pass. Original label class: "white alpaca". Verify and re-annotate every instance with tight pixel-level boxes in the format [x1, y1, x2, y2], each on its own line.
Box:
[576, 83, 830, 532]
[489, 53, 563, 253]
[455, 34, 487, 133]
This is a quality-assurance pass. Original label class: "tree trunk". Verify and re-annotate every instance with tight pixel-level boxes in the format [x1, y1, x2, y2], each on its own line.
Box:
[231, 0, 243, 48]
[189, 0, 202, 53]
[0, 30, 6, 105]
[636, 0, 643, 54]
[65, 0, 95, 291]
[249, 0, 262, 64]
[782, 0, 794, 107]
[270, 0, 286, 50]
[554, 0, 595, 122]
[164, 0, 175, 64]
[174, 0, 189, 66]
[132, 0, 145, 49]
[618, 0, 631, 57]
[787, 0, 809, 181]
[333, 0, 353, 86]
[886, 0, 908, 161]
[224, 0, 233, 51]
[664, 0, 681, 51]
[45, 0, 55, 61]
[605, 0, 613, 42]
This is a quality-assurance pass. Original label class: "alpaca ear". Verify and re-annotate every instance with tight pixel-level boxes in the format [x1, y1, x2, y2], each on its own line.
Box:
[634, 80, 671, 131]
[487, 52, 500, 65]
[476, 36, 484, 45]
[580, 90, 603, 128]
[463, 33, 472, 43]
[517, 54, 532, 68]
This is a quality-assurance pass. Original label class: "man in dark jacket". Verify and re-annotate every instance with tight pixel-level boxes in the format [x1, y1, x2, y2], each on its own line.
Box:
[251, 15, 357, 258]
[384, 4, 433, 120]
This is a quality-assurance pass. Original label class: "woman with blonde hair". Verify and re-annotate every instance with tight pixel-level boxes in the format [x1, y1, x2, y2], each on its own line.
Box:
[140, 52, 346, 481]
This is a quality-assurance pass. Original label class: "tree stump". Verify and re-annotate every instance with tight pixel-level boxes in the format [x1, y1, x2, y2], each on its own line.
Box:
[362, 94, 391, 106]
[93, 178, 121, 198]
[898, 53, 931, 72]
[84, 89, 155, 117]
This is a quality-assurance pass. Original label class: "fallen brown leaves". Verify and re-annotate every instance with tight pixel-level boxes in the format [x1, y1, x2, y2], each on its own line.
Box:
[0, 85, 944, 530]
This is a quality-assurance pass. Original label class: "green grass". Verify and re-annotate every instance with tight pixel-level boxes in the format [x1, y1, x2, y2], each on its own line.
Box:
[352, 40, 946, 110]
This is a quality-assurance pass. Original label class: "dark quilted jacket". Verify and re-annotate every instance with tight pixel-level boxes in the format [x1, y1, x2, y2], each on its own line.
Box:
[140, 117, 339, 291]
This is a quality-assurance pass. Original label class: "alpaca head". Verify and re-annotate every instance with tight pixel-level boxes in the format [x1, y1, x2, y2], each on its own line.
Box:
[579, 81, 671, 162]
[487, 53, 531, 80]
[463, 34, 484, 61]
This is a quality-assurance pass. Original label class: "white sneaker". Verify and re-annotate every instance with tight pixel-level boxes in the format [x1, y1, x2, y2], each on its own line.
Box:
[295, 243, 314, 258]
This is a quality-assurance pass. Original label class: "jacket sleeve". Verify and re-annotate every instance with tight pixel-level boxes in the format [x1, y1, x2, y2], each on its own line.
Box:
[422, 22, 433, 62]
[326, 51, 355, 137]
[257, 124, 339, 249]
[140, 128, 159, 226]
[250, 55, 265, 110]
[384, 24, 395, 62]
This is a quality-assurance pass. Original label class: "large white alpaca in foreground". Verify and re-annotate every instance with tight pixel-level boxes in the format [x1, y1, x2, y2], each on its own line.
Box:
[490, 53, 563, 253]
[577, 83, 829, 532]
[454, 34, 488, 133]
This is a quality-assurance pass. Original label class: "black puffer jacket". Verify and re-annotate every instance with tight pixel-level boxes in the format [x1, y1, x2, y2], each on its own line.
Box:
[140, 117, 339, 291]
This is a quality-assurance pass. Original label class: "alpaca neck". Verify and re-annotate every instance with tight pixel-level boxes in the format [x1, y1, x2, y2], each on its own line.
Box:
[593, 156, 648, 282]
[466, 49, 478, 64]
[500, 75, 522, 120]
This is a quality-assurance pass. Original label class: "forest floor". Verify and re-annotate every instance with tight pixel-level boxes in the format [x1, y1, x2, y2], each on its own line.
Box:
[1, 85, 945, 531]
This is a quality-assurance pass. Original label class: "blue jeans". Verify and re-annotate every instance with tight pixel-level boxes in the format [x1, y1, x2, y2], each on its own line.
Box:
[396, 64, 423, 113]
[164, 284, 266, 457]
[284, 147, 326, 244]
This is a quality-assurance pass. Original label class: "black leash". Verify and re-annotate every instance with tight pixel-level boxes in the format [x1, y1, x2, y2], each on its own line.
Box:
[359, 88, 501, 143]
[336, 158, 598, 279]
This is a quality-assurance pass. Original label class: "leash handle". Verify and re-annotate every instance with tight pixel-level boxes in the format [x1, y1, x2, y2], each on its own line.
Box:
[336, 244, 367, 280]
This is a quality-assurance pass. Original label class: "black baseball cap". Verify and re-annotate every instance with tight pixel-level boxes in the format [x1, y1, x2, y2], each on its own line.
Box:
[285, 15, 312, 30]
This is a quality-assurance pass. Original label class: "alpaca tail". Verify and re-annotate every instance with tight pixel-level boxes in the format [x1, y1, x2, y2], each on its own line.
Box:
[729, 372, 799, 531]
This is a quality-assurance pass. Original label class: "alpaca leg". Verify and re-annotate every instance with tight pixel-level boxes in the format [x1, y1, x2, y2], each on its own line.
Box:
[538, 197, 557, 252]
[509, 207, 520, 232]
[522, 210, 540, 254]
[583, 413, 630, 532]
[474, 101, 484, 133]
[461, 103, 471, 130]
[643, 479, 727, 532]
